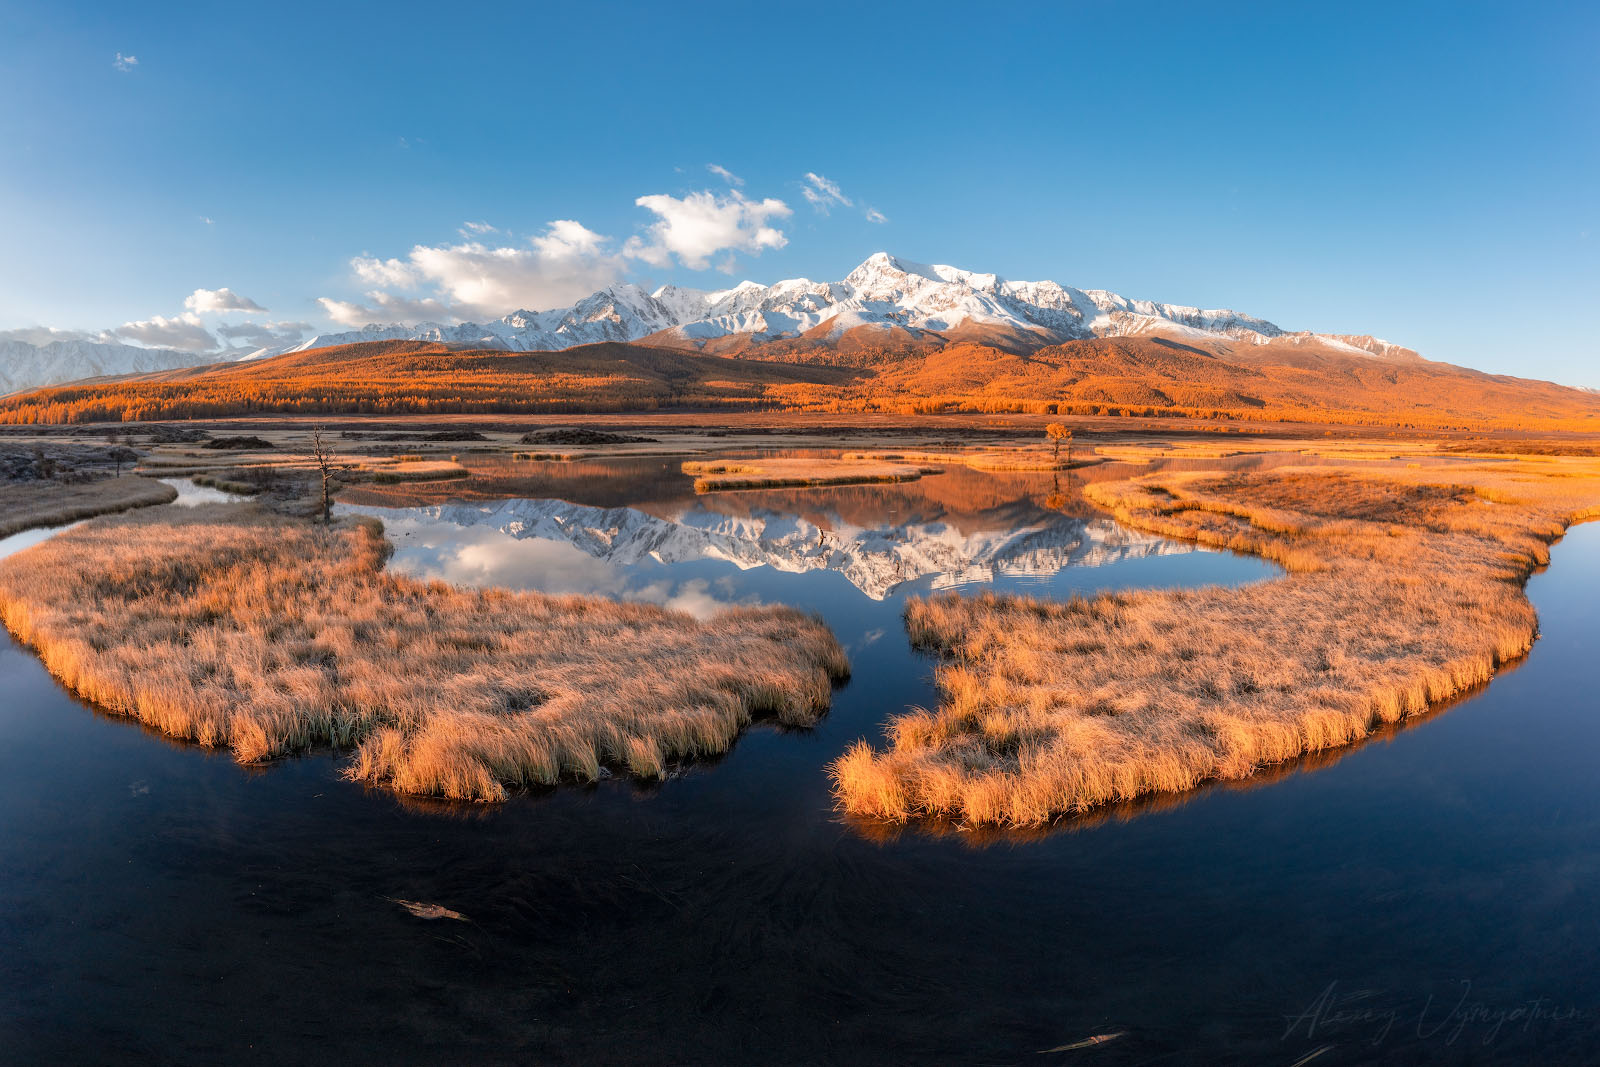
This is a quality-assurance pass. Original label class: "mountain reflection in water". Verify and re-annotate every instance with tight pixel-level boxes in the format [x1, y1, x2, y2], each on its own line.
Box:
[345, 494, 1195, 602]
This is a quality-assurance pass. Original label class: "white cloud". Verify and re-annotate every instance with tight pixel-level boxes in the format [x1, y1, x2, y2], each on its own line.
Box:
[407, 221, 621, 316]
[113, 53, 138, 73]
[10, 291, 294, 356]
[801, 172, 852, 214]
[0, 326, 99, 346]
[707, 163, 744, 187]
[351, 256, 420, 288]
[328, 220, 624, 324]
[318, 184, 801, 325]
[215, 320, 311, 349]
[112, 312, 217, 352]
[183, 286, 267, 314]
[529, 218, 610, 262]
[317, 299, 376, 327]
[865, 207, 888, 224]
[317, 293, 455, 327]
[625, 190, 790, 270]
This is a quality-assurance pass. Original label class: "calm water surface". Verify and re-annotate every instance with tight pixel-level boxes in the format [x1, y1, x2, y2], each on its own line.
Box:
[158, 476, 250, 506]
[2, 459, 1597, 1064]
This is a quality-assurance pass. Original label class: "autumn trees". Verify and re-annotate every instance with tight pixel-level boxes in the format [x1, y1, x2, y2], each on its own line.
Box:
[1045, 422, 1072, 464]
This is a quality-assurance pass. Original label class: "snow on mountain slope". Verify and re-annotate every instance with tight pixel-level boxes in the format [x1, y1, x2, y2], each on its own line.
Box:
[0, 339, 248, 396]
[278, 253, 1411, 361]
[345, 495, 1192, 601]
[289, 283, 685, 355]
[3, 254, 1414, 394]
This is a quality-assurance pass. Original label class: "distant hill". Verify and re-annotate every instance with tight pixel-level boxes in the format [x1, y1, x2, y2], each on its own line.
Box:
[3, 334, 1596, 431]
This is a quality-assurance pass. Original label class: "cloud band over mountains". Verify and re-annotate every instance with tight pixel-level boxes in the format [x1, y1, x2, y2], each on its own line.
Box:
[11, 167, 885, 352]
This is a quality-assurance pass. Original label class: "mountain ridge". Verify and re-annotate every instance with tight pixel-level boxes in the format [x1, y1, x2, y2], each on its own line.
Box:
[1, 253, 1423, 396]
[0, 338, 242, 397]
[279, 253, 1420, 365]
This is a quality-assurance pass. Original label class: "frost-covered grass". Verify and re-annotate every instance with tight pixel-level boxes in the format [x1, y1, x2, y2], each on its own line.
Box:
[832, 459, 1600, 827]
[0, 505, 849, 801]
[0, 475, 177, 539]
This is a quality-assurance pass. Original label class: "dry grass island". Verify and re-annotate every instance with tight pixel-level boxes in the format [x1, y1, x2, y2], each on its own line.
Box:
[832, 453, 1600, 826]
[0, 503, 848, 801]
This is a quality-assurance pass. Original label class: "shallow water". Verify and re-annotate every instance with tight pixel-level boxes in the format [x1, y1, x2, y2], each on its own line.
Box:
[2, 461, 1598, 1063]
[158, 476, 249, 506]
[0, 520, 82, 561]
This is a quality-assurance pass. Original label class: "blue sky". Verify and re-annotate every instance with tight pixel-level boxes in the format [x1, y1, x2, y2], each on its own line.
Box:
[1, 0, 1595, 384]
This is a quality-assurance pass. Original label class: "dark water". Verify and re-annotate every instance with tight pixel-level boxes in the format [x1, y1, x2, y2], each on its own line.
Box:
[2, 463, 1597, 1064]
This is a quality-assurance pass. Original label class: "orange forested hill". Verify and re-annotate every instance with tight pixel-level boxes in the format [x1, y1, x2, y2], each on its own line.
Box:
[2, 335, 1597, 431]
[0, 341, 859, 422]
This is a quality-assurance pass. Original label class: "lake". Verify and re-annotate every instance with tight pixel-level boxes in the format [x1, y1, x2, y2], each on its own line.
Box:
[1, 457, 1595, 1063]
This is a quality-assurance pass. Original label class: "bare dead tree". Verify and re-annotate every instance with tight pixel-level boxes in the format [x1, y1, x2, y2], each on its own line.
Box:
[311, 427, 335, 525]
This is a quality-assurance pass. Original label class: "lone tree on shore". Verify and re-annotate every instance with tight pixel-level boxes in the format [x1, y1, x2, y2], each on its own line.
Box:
[108, 446, 138, 478]
[310, 428, 336, 524]
[1045, 422, 1072, 465]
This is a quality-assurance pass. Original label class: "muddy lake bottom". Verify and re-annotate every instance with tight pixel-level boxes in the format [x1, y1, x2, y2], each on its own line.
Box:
[3, 457, 1599, 1064]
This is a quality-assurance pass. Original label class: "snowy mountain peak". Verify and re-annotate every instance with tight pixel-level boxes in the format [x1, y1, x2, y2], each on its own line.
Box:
[270, 252, 1407, 360]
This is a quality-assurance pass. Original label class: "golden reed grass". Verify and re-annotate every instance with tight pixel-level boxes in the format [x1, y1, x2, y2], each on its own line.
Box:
[831, 458, 1600, 826]
[0, 505, 849, 801]
[0, 475, 177, 538]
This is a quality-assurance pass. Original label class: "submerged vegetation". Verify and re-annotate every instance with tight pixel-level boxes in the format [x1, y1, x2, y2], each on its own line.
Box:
[832, 458, 1600, 826]
[682, 456, 942, 492]
[842, 447, 1097, 473]
[0, 505, 849, 801]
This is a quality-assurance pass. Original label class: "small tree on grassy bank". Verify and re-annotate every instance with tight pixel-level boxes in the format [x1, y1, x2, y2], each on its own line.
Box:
[1046, 422, 1072, 464]
[109, 446, 138, 478]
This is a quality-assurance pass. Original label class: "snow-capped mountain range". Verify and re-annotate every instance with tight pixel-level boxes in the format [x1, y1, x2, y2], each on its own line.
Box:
[344, 495, 1198, 602]
[1, 253, 1414, 395]
[0, 339, 229, 397]
[286, 252, 1408, 359]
